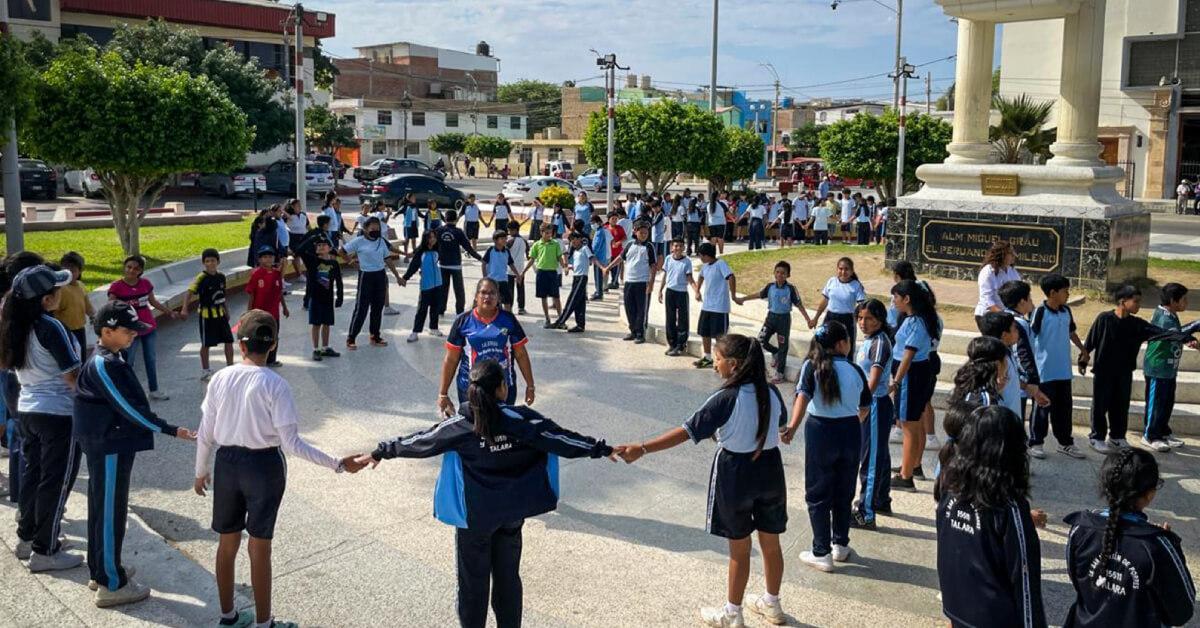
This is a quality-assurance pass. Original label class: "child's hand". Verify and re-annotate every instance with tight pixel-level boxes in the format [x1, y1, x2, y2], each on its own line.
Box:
[340, 454, 369, 474]
[617, 443, 645, 464]
[657, 292, 664, 304]
[1159, 521, 1172, 532]
[176, 427, 197, 441]
[1030, 508, 1048, 529]
[193, 474, 210, 497]
[281, 304, 290, 318]
[780, 424, 798, 445]
[336, 299, 343, 308]
[1032, 389, 1051, 408]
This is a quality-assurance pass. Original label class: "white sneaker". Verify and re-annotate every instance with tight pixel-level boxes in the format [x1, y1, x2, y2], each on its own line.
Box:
[15, 540, 31, 560]
[94, 579, 151, 608]
[800, 550, 834, 572]
[427, 328, 445, 337]
[148, 391, 169, 401]
[27, 550, 83, 572]
[1057, 444, 1086, 459]
[1166, 436, 1185, 448]
[746, 594, 786, 625]
[1029, 445, 1046, 459]
[1108, 438, 1130, 450]
[1141, 437, 1171, 452]
[831, 544, 852, 562]
[699, 606, 744, 628]
[889, 426, 903, 444]
[1089, 439, 1112, 455]
[383, 304, 400, 316]
[925, 434, 941, 450]
[200, 369, 213, 382]
[89, 566, 137, 591]
[406, 333, 419, 343]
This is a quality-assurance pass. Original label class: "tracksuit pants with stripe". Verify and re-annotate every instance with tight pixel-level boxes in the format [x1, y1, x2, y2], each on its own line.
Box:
[804, 415, 861, 556]
[16, 412, 82, 556]
[1144, 377, 1178, 442]
[554, 275, 588, 329]
[623, 281, 648, 339]
[856, 395, 893, 521]
[664, 289, 690, 351]
[439, 268, 466, 317]
[6, 417, 22, 504]
[1031, 379, 1074, 447]
[348, 270, 387, 343]
[456, 519, 524, 628]
[758, 313, 792, 376]
[592, 265, 607, 299]
[86, 451, 134, 592]
[1089, 368, 1134, 441]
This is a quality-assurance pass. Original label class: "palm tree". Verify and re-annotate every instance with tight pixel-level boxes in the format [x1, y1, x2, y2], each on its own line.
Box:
[990, 94, 1054, 164]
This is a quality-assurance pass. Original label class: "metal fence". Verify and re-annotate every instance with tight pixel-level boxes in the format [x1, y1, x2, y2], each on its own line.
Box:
[1117, 159, 1136, 199]
[1180, 161, 1200, 187]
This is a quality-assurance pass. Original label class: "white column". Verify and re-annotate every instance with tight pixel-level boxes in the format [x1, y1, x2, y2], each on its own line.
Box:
[945, 18, 995, 164]
[1048, 0, 1106, 166]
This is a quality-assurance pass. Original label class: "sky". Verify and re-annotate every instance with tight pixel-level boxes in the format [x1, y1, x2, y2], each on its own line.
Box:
[319, 0, 969, 104]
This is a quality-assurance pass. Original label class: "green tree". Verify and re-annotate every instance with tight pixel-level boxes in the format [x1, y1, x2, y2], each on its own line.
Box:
[787, 122, 822, 157]
[304, 104, 356, 154]
[26, 49, 252, 255]
[989, 94, 1054, 164]
[464, 135, 513, 175]
[818, 110, 951, 199]
[0, 34, 37, 131]
[582, 99, 725, 193]
[497, 80, 561, 138]
[937, 67, 1001, 111]
[106, 19, 292, 153]
[700, 127, 764, 192]
[311, 40, 339, 91]
[429, 133, 468, 179]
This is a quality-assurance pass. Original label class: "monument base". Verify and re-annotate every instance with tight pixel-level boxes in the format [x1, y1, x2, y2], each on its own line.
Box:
[886, 164, 1150, 293]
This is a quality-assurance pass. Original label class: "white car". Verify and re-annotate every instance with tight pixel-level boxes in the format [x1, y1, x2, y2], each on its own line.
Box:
[501, 176, 580, 201]
[64, 168, 104, 198]
[197, 168, 267, 198]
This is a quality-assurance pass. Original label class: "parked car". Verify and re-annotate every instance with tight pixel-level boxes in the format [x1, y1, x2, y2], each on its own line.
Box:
[310, 154, 348, 179]
[358, 173, 466, 209]
[198, 168, 267, 198]
[542, 160, 574, 179]
[353, 158, 445, 182]
[263, 160, 335, 197]
[501, 176, 580, 201]
[0, 158, 57, 200]
[64, 167, 104, 198]
[575, 168, 621, 193]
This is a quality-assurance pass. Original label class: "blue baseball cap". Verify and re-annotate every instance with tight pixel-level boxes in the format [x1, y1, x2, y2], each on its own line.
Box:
[11, 265, 72, 300]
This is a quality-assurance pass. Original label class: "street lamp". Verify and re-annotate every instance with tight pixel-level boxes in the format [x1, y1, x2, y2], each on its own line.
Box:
[399, 91, 412, 158]
[593, 50, 628, 211]
[831, 0, 903, 111]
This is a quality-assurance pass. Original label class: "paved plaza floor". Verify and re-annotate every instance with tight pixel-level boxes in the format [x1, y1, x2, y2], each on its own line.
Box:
[2, 260, 1198, 627]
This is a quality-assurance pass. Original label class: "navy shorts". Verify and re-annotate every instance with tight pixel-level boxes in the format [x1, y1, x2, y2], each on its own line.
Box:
[780, 224, 795, 240]
[211, 446, 287, 539]
[308, 298, 335, 326]
[465, 221, 480, 240]
[708, 224, 725, 240]
[498, 280, 514, 308]
[535, 269, 561, 298]
[653, 242, 667, 259]
[405, 224, 419, 240]
[198, 315, 234, 348]
[893, 358, 935, 422]
[707, 447, 787, 539]
[697, 311, 729, 338]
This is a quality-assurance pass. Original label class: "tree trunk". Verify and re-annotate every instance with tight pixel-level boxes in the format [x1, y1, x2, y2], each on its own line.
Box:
[103, 173, 157, 256]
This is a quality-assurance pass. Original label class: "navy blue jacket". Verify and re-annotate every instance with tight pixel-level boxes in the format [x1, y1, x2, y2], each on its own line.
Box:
[937, 493, 1047, 628]
[371, 404, 612, 530]
[435, 224, 483, 269]
[73, 346, 179, 455]
[1064, 509, 1195, 627]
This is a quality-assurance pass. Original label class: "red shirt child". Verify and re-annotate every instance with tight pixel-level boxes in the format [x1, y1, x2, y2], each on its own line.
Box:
[246, 252, 288, 320]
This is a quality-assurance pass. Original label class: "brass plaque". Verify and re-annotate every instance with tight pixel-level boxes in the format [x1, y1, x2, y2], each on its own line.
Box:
[980, 174, 1020, 196]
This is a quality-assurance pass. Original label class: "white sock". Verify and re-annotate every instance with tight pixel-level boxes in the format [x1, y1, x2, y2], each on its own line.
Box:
[254, 620, 272, 628]
[220, 610, 236, 620]
[704, 353, 712, 360]
[724, 601, 742, 615]
[762, 592, 780, 605]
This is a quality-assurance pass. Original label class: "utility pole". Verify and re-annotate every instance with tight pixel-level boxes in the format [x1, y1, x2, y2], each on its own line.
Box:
[400, 92, 412, 158]
[594, 51, 628, 211]
[894, 57, 915, 201]
[1, 6, 25, 253]
[758, 62, 781, 172]
[291, 4, 307, 211]
[926, 72, 932, 114]
[893, 0, 903, 111]
[708, 0, 719, 202]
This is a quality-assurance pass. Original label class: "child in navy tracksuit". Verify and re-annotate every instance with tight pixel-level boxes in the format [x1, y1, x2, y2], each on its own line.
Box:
[936, 404, 1047, 628]
[73, 302, 194, 606]
[784, 320, 871, 573]
[400, 230, 444, 342]
[616, 333, 788, 627]
[1063, 448, 1194, 627]
[851, 299, 893, 529]
[367, 359, 615, 628]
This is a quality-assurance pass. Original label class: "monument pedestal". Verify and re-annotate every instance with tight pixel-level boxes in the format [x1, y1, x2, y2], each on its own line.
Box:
[886, 163, 1150, 292]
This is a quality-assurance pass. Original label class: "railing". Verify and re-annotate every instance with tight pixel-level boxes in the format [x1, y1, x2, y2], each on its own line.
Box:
[1116, 159, 1136, 199]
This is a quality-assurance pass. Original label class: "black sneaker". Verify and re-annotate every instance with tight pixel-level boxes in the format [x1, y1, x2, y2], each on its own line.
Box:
[542, 321, 554, 329]
[891, 465, 925, 479]
[622, 334, 637, 341]
[321, 348, 341, 358]
[311, 350, 323, 362]
[849, 511, 877, 530]
[567, 326, 585, 333]
[891, 474, 916, 492]
[874, 504, 894, 516]
[634, 336, 646, 344]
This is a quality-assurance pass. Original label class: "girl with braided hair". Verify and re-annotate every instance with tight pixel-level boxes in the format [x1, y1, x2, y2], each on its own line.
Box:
[1063, 448, 1194, 626]
[947, 336, 1010, 407]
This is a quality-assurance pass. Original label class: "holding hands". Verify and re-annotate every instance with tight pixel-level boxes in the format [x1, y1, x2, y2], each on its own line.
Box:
[615, 442, 647, 464]
[175, 427, 197, 441]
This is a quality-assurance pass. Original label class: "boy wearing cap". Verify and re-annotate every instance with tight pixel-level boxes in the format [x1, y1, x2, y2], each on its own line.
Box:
[74, 301, 196, 607]
[194, 310, 365, 628]
[245, 248, 289, 367]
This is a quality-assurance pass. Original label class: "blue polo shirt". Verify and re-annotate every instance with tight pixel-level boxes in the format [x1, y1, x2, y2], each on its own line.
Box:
[759, 282, 801, 315]
[343, 235, 391, 272]
[894, 316, 933, 362]
[821, 277, 866, 314]
[482, 247, 514, 283]
[1030, 302, 1077, 383]
[663, 255, 692, 292]
[796, 357, 871, 418]
[418, 251, 442, 291]
[569, 244, 594, 276]
[573, 202, 593, 226]
[856, 330, 893, 397]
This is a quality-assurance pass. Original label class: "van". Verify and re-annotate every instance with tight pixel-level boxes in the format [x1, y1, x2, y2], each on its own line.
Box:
[546, 160, 574, 179]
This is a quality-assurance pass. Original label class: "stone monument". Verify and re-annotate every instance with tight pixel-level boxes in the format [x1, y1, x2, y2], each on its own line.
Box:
[886, 0, 1149, 292]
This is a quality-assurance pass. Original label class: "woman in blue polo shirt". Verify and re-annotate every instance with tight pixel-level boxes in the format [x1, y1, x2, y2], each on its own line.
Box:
[811, 257, 867, 351]
[368, 359, 617, 628]
[888, 279, 940, 492]
[438, 278, 535, 416]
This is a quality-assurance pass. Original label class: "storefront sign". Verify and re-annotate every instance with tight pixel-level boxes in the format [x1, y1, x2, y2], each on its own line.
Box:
[920, 218, 1061, 272]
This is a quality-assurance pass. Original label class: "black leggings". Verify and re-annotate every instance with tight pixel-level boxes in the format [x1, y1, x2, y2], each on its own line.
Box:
[348, 270, 387, 342]
[456, 520, 524, 628]
[439, 268, 466, 316]
[413, 287, 442, 332]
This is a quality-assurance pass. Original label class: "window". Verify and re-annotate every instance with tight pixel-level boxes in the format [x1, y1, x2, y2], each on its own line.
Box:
[510, 116, 521, 130]
[412, 111, 426, 126]
[519, 147, 533, 164]
[377, 110, 392, 125]
[405, 142, 421, 157]
[487, 115, 499, 129]
[446, 112, 459, 127]
[576, 151, 587, 165]
[549, 148, 562, 161]
[343, 114, 356, 125]
[371, 140, 387, 155]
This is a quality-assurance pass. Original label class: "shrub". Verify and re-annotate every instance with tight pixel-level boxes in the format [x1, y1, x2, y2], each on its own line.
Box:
[538, 186, 574, 209]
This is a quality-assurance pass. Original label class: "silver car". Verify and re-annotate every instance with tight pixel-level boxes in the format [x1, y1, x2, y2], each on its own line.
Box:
[264, 160, 335, 197]
[198, 168, 267, 198]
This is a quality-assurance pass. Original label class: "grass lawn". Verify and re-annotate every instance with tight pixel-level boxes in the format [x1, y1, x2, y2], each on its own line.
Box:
[2, 217, 254, 289]
[723, 244, 1199, 335]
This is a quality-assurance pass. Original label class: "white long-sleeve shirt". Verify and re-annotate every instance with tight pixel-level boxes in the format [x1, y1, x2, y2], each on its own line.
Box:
[195, 363, 339, 477]
[974, 264, 1022, 317]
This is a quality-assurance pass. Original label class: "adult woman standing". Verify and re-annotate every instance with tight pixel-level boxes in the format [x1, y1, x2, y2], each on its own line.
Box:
[0, 265, 83, 571]
[438, 278, 535, 416]
[974, 241, 1021, 331]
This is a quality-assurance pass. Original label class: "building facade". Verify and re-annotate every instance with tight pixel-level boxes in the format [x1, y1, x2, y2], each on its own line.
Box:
[999, 0, 1200, 198]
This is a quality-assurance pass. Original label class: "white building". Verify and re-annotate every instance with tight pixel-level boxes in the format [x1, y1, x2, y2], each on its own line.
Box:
[814, 101, 888, 125]
[329, 97, 526, 164]
[999, 0, 1198, 198]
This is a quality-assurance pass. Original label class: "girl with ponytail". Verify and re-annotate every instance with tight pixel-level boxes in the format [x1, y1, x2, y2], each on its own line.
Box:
[889, 279, 941, 491]
[616, 334, 789, 627]
[948, 336, 1009, 406]
[366, 359, 619, 628]
[851, 299, 894, 529]
[1063, 448, 1194, 626]
[783, 320, 872, 574]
